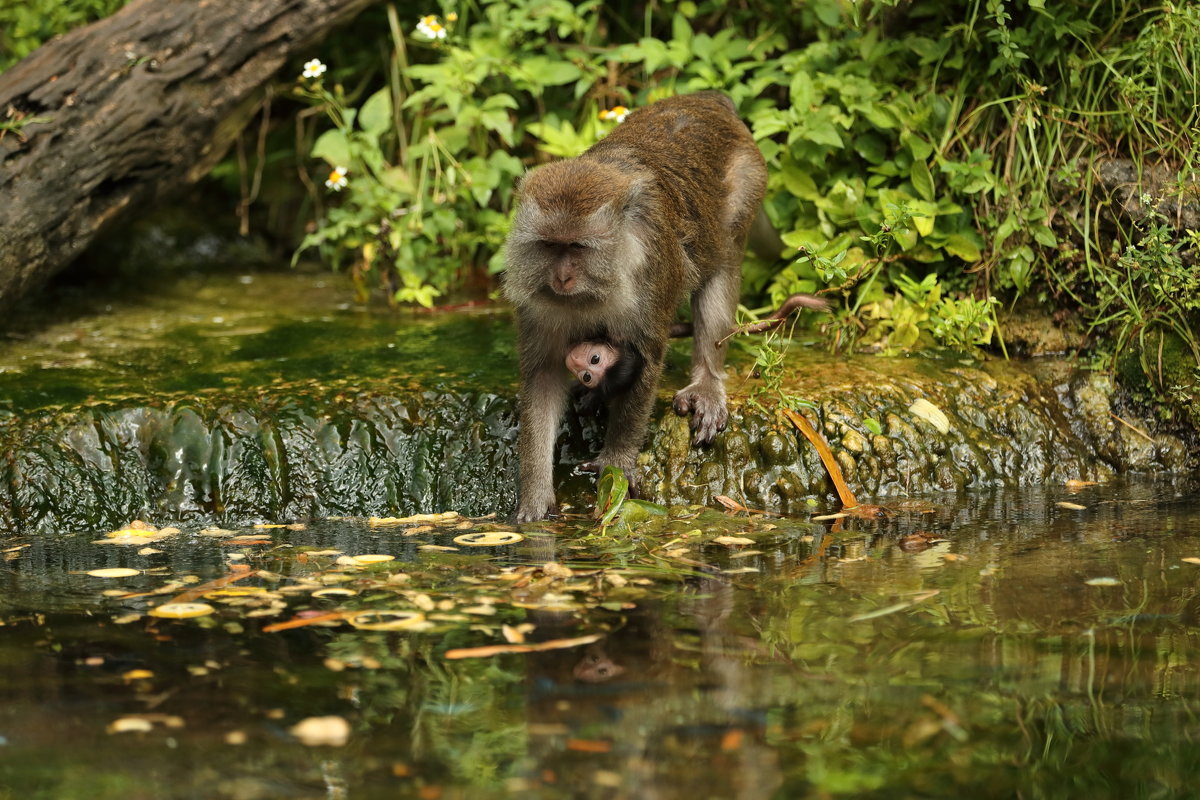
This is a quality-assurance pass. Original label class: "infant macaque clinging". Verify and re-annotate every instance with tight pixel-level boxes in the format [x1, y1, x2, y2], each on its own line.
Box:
[503, 91, 767, 522]
[564, 293, 832, 400]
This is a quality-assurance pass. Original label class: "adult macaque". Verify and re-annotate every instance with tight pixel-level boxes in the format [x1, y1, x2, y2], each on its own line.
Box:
[564, 292, 831, 398]
[503, 92, 767, 522]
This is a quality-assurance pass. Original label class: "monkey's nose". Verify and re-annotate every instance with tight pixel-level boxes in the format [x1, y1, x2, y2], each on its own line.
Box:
[581, 372, 592, 384]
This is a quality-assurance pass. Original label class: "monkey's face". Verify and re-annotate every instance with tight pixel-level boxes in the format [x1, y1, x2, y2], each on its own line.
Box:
[565, 340, 620, 388]
[501, 160, 647, 313]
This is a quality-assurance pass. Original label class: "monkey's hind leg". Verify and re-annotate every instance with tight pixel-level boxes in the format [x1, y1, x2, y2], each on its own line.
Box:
[673, 266, 740, 445]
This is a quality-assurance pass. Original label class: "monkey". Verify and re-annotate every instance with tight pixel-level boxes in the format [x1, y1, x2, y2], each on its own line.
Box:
[503, 91, 768, 522]
[564, 292, 831, 398]
[565, 337, 644, 417]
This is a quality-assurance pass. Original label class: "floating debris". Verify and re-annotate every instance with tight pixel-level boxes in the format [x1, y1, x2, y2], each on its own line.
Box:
[149, 602, 216, 619]
[87, 568, 142, 579]
[453, 531, 525, 546]
[289, 715, 351, 747]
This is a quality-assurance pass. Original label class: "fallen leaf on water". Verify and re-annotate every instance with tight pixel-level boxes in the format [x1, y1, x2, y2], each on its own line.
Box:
[121, 669, 154, 681]
[137, 547, 163, 556]
[714, 495, 750, 512]
[713, 536, 755, 546]
[107, 714, 183, 734]
[1066, 479, 1098, 489]
[444, 633, 603, 660]
[566, 739, 612, 753]
[87, 568, 141, 579]
[370, 512, 460, 526]
[169, 568, 257, 604]
[96, 529, 176, 546]
[312, 588, 357, 598]
[846, 504, 893, 519]
[1085, 577, 1120, 586]
[1182, 558, 1200, 565]
[1057, 502, 1088, 511]
[346, 610, 426, 631]
[811, 512, 849, 521]
[350, 554, 395, 565]
[149, 603, 215, 619]
[898, 532, 948, 552]
[461, 605, 497, 616]
[289, 716, 351, 747]
[453, 531, 525, 546]
[720, 567, 760, 574]
[720, 729, 744, 752]
[262, 611, 346, 633]
[253, 524, 288, 529]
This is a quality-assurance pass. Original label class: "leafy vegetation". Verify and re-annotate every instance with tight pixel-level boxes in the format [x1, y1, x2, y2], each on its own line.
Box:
[6, 0, 1197, 421]
[291, 0, 1193, 351]
[0, 0, 128, 71]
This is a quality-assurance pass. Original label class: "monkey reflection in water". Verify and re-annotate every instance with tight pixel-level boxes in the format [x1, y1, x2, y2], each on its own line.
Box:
[503, 91, 768, 522]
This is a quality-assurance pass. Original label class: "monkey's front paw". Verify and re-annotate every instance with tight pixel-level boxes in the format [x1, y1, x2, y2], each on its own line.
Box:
[672, 384, 729, 445]
[515, 495, 559, 523]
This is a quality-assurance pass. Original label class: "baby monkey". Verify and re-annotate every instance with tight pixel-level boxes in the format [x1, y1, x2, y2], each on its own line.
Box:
[565, 338, 645, 415]
[565, 292, 830, 402]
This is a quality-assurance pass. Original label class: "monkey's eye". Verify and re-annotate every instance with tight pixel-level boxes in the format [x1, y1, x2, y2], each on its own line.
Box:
[589, 353, 601, 365]
[569, 242, 587, 250]
[581, 372, 592, 384]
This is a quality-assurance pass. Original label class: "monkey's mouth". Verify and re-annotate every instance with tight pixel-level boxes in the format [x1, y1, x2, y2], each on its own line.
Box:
[537, 285, 595, 304]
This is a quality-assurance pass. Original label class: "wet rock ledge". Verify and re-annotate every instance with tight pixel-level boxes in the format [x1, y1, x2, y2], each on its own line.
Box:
[0, 348, 1191, 533]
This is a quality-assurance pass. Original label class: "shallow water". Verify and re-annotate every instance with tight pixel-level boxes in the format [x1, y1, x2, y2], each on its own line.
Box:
[0, 479, 1197, 799]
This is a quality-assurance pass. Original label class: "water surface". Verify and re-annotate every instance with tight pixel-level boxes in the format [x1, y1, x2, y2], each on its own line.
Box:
[0, 479, 1197, 799]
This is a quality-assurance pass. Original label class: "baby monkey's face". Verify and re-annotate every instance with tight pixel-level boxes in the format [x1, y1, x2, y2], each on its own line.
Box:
[565, 341, 620, 388]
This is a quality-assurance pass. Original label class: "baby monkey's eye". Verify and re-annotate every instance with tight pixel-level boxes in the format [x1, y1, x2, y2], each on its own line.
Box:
[589, 354, 600, 365]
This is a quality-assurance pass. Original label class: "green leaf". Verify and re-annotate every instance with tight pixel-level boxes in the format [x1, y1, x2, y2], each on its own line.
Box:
[595, 466, 629, 527]
[359, 88, 392, 137]
[525, 57, 583, 86]
[943, 231, 983, 262]
[311, 129, 351, 167]
[799, 115, 843, 148]
[782, 161, 819, 200]
[910, 160, 935, 202]
[854, 133, 887, 165]
[901, 130, 933, 161]
[1031, 224, 1058, 247]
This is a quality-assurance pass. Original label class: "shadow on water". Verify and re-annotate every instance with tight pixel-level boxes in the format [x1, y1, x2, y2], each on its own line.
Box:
[0, 479, 1198, 799]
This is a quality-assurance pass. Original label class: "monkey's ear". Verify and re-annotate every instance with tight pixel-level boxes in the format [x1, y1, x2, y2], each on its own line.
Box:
[512, 171, 529, 198]
[619, 175, 653, 221]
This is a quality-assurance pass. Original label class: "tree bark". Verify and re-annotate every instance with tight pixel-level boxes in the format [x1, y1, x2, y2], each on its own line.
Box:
[0, 0, 376, 310]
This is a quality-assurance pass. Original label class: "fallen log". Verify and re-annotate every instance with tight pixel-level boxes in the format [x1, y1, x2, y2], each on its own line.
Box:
[0, 0, 375, 310]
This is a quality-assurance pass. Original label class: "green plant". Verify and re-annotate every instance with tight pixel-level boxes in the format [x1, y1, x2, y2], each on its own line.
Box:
[0, 0, 128, 72]
[282, 0, 1197, 417]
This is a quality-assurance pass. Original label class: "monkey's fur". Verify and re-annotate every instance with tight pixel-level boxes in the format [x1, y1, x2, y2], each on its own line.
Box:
[503, 92, 767, 522]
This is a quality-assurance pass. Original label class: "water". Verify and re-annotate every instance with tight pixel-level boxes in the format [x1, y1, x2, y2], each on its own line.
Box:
[0, 479, 1197, 799]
